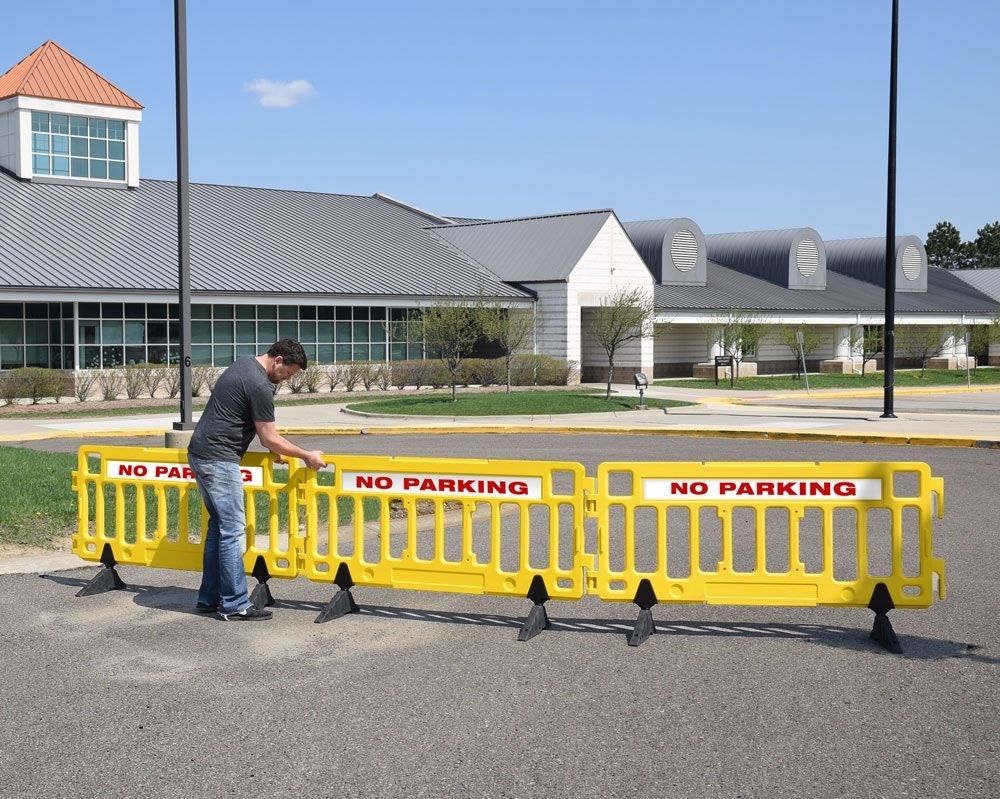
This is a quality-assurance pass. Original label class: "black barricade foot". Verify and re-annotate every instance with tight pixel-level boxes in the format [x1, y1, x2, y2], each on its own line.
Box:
[249, 556, 275, 608]
[868, 582, 903, 654]
[517, 575, 551, 642]
[628, 579, 658, 647]
[315, 563, 359, 624]
[76, 544, 126, 597]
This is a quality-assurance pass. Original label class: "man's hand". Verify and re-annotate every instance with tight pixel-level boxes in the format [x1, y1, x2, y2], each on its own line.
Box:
[303, 450, 327, 471]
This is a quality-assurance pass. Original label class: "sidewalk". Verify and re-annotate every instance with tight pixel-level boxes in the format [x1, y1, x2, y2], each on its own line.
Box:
[1, 383, 997, 448]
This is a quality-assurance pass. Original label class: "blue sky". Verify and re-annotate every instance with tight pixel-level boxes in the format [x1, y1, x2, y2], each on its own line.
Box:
[5, 0, 998, 242]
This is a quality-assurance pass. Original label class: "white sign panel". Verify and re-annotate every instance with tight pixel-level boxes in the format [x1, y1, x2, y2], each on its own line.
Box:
[342, 471, 542, 499]
[642, 478, 883, 501]
[105, 460, 264, 487]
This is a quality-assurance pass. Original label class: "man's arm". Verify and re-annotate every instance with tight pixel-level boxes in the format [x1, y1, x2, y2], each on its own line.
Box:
[254, 420, 327, 470]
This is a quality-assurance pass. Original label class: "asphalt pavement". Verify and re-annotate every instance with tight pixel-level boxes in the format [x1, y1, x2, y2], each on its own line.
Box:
[1, 384, 997, 798]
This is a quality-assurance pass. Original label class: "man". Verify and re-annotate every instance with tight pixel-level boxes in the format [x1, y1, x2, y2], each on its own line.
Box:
[187, 339, 327, 621]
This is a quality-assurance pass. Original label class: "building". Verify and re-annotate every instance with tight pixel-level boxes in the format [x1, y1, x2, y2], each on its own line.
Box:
[2, 41, 997, 382]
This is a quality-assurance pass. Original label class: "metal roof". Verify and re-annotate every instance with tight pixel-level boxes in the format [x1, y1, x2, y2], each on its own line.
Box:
[655, 260, 1000, 315]
[0, 40, 142, 108]
[428, 210, 616, 282]
[0, 171, 529, 300]
[950, 268, 1000, 304]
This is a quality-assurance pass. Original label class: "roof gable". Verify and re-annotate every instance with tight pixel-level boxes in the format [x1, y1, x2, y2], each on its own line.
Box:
[0, 40, 142, 109]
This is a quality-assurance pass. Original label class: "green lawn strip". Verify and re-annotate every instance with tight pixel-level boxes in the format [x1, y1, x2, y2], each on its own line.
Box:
[342, 390, 689, 416]
[654, 367, 1000, 392]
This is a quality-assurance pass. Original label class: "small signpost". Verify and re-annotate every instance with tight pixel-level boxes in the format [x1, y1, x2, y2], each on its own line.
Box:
[714, 355, 734, 388]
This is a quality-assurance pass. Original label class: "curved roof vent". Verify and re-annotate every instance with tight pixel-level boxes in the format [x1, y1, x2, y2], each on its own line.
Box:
[825, 236, 927, 293]
[703, 228, 827, 290]
[623, 217, 706, 286]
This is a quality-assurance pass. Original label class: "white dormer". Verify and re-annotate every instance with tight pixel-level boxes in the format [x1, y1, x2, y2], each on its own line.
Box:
[0, 40, 143, 188]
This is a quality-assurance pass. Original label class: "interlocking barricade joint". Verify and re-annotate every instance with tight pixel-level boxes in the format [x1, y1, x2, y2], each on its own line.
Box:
[71, 446, 946, 652]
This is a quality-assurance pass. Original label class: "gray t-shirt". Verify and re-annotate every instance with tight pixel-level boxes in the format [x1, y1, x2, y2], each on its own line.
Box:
[187, 356, 275, 462]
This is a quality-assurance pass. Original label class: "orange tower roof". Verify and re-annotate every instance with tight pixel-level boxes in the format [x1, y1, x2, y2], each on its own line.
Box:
[0, 40, 143, 109]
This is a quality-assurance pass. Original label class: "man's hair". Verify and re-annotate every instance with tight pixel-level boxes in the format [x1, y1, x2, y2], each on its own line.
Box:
[267, 339, 308, 370]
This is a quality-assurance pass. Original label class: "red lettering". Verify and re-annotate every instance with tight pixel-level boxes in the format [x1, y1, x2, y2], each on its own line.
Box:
[403, 477, 419, 490]
[510, 481, 528, 496]
[438, 479, 456, 492]
[241, 469, 253, 483]
[834, 481, 856, 497]
[720, 481, 737, 494]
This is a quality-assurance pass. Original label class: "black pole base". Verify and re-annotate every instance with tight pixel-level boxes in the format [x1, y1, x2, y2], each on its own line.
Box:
[517, 575, 551, 642]
[249, 556, 275, 608]
[75, 544, 126, 597]
[628, 579, 658, 647]
[315, 563, 359, 624]
[868, 582, 903, 654]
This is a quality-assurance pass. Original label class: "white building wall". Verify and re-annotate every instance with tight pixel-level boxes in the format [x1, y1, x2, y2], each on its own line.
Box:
[0, 99, 17, 175]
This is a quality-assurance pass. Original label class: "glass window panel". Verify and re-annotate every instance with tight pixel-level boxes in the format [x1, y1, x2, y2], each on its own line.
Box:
[370, 307, 386, 320]
[25, 346, 50, 367]
[124, 303, 145, 319]
[213, 320, 234, 343]
[70, 137, 88, 157]
[31, 112, 49, 132]
[279, 305, 297, 320]
[32, 133, 49, 152]
[0, 304, 22, 319]
[147, 321, 168, 344]
[33, 155, 50, 173]
[257, 305, 277, 320]
[213, 345, 235, 365]
[317, 344, 334, 362]
[52, 135, 69, 154]
[70, 116, 88, 135]
[352, 345, 369, 361]
[101, 320, 123, 344]
[299, 306, 316, 320]
[89, 118, 107, 138]
[390, 343, 407, 360]
[52, 156, 69, 176]
[147, 304, 167, 319]
[25, 320, 48, 344]
[90, 160, 107, 179]
[335, 321, 351, 341]
[192, 304, 211, 319]
[89, 139, 107, 159]
[353, 307, 370, 320]
[302, 344, 317, 363]
[335, 344, 352, 362]
[298, 322, 316, 343]
[318, 306, 335, 320]
[370, 343, 386, 361]
[70, 158, 88, 177]
[108, 140, 125, 160]
[278, 321, 297, 340]
[213, 305, 234, 320]
[335, 306, 352, 320]
[125, 321, 145, 344]
[167, 320, 180, 345]
[125, 346, 146, 365]
[236, 321, 256, 343]
[235, 305, 256, 320]
[102, 345, 123, 367]
[107, 120, 125, 139]
[79, 322, 99, 345]
[102, 303, 123, 317]
[50, 114, 69, 133]
[82, 345, 100, 368]
[235, 344, 256, 359]
[257, 320, 277, 341]
[0, 320, 23, 344]
[192, 320, 212, 342]
[25, 303, 48, 319]
[352, 322, 369, 341]
[1, 345, 24, 368]
[408, 343, 424, 359]
[79, 302, 100, 318]
[108, 162, 125, 181]
[191, 345, 213, 365]
[317, 321, 334, 342]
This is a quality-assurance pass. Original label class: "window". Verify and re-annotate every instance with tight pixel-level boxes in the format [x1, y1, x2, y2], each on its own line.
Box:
[31, 112, 126, 182]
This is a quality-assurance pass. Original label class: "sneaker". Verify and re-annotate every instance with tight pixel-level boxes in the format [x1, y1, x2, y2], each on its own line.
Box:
[218, 606, 273, 622]
[196, 602, 219, 614]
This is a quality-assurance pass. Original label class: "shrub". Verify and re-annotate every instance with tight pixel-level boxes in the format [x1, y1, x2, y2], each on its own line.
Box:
[98, 369, 125, 401]
[325, 365, 343, 391]
[120, 364, 147, 399]
[459, 358, 505, 387]
[191, 365, 218, 397]
[286, 370, 308, 394]
[301, 367, 325, 393]
[73, 370, 101, 402]
[141, 367, 164, 398]
[510, 355, 574, 386]
[159, 367, 181, 399]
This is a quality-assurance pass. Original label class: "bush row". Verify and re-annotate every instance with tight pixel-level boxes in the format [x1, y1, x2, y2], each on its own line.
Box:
[0, 356, 577, 405]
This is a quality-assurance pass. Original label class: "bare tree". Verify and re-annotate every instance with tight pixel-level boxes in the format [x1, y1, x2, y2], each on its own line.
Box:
[589, 287, 656, 400]
[706, 310, 768, 381]
[775, 325, 824, 378]
[850, 325, 884, 377]
[482, 303, 535, 394]
[419, 297, 488, 401]
[896, 325, 949, 377]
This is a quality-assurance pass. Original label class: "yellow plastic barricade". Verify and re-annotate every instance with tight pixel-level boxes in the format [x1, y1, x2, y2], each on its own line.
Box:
[589, 460, 946, 648]
[298, 454, 592, 637]
[72, 445, 306, 600]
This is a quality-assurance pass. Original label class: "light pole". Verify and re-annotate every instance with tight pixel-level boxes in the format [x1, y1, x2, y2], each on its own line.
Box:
[881, 0, 899, 419]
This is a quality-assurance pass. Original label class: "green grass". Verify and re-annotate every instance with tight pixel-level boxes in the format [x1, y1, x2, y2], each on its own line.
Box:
[0, 447, 80, 549]
[654, 367, 1000, 392]
[342, 389, 690, 416]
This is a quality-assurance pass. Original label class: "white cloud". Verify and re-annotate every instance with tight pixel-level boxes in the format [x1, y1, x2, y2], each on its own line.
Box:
[244, 78, 316, 108]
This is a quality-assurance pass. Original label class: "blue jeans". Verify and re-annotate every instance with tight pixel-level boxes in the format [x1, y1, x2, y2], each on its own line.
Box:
[188, 454, 252, 615]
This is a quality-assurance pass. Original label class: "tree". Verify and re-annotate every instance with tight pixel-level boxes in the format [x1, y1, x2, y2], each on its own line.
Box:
[589, 287, 656, 400]
[964, 315, 1000, 371]
[974, 222, 1000, 270]
[925, 222, 965, 269]
[418, 298, 488, 401]
[706, 310, 768, 381]
[481, 303, 535, 394]
[850, 325, 883, 376]
[774, 325, 824, 377]
[896, 325, 948, 377]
